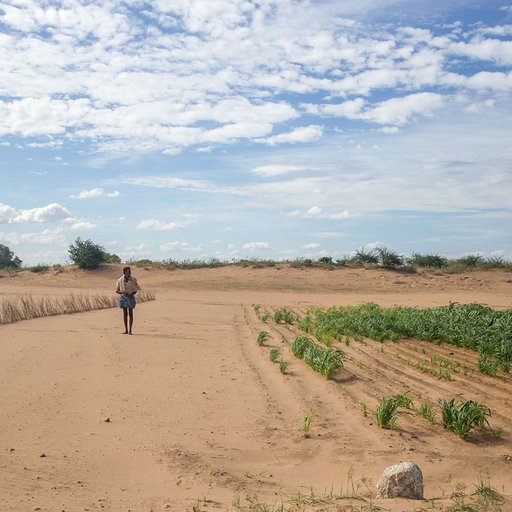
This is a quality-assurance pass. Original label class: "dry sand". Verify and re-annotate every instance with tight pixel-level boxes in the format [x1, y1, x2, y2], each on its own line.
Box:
[1, 264, 511, 511]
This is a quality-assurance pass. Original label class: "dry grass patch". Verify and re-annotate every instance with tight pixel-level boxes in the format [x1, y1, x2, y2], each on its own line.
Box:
[0, 290, 156, 324]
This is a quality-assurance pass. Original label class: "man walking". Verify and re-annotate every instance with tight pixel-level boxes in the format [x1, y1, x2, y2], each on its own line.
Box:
[116, 266, 141, 334]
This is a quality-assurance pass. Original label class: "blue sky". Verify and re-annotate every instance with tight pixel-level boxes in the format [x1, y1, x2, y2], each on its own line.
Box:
[1, 0, 511, 265]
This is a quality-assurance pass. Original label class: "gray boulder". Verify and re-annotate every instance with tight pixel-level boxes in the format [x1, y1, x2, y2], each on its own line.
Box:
[376, 461, 423, 499]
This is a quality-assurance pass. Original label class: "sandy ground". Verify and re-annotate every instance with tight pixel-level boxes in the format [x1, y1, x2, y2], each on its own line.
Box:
[1, 264, 511, 511]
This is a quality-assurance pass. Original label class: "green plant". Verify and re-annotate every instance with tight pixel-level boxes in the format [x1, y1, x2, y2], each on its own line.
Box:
[269, 348, 280, 362]
[438, 397, 491, 438]
[68, 237, 107, 269]
[273, 307, 294, 325]
[279, 360, 288, 374]
[418, 399, 436, 424]
[375, 394, 413, 429]
[256, 330, 269, 346]
[478, 354, 499, 376]
[291, 335, 314, 358]
[359, 401, 368, 417]
[303, 411, 317, 438]
[302, 345, 343, 379]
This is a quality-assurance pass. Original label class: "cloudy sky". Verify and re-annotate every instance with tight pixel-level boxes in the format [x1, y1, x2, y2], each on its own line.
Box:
[1, 0, 511, 265]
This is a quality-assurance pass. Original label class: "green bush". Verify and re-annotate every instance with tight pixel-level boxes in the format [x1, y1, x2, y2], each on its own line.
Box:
[408, 253, 448, 268]
[103, 252, 121, 264]
[352, 248, 379, 265]
[375, 247, 404, 269]
[68, 237, 107, 269]
[0, 244, 22, 268]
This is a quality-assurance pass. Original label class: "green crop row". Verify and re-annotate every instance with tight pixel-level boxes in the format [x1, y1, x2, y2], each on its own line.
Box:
[298, 302, 512, 375]
[291, 335, 343, 379]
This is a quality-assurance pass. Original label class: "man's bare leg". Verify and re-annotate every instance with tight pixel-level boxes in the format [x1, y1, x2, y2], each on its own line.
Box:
[122, 308, 128, 334]
[128, 309, 134, 334]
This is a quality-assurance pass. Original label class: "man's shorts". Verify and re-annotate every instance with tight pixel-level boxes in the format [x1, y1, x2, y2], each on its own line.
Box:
[119, 296, 136, 309]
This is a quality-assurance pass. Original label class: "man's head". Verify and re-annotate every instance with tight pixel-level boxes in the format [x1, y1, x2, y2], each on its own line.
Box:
[123, 266, 131, 276]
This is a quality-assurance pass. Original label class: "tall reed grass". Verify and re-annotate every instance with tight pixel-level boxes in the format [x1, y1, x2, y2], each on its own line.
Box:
[0, 291, 156, 325]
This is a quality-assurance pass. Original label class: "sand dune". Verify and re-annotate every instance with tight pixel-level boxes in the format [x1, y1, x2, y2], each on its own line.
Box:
[1, 264, 511, 511]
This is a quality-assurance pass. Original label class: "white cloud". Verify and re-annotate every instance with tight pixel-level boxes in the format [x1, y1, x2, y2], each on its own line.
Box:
[160, 241, 202, 253]
[70, 188, 104, 199]
[69, 221, 95, 230]
[0, 229, 66, 246]
[136, 219, 185, 231]
[449, 38, 512, 66]
[125, 243, 146, 252]
[303, 243, 321, 249]
[285, 206, 357, 220]
[465, 99, 495, 113]
[0, 1, 509, 156]
[242, 241, 271, 250]
[256, 125, 323, 145]
[0, 203, 17, 223]
[251, 164, 305, 177]
[314, 93, 444, 126]
[11, 203, 74, 224]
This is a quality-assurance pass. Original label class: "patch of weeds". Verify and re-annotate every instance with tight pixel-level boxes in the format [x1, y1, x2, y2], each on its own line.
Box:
[473, 475, 504, 504]
[279, 360, 288, 374]
[359, 401, 368, 417]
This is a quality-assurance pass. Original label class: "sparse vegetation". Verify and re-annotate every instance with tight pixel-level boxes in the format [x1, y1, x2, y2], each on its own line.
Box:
[279, 360, 288, 374]
[12, 247, 507, 273]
